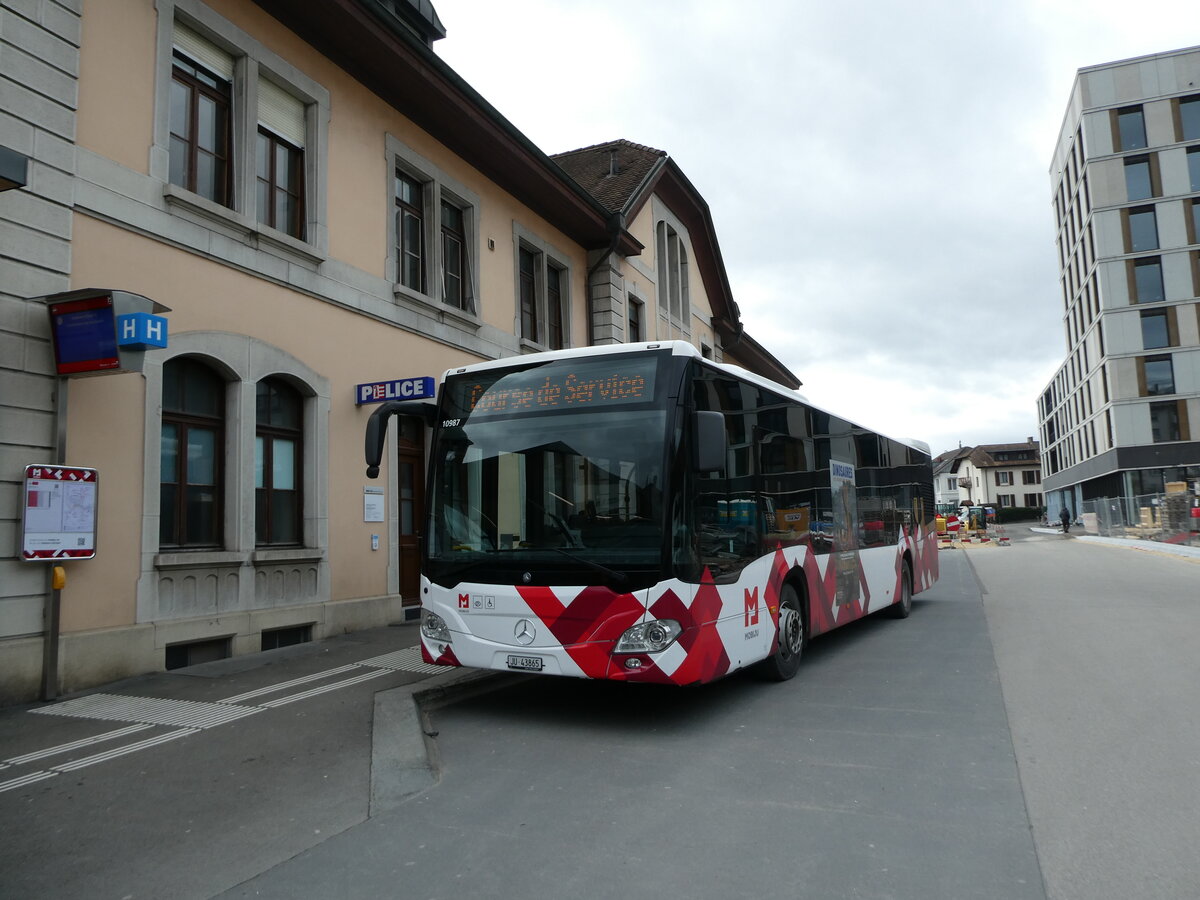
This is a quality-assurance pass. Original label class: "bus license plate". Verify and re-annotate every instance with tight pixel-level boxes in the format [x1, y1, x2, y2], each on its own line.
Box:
[506, 654, 543, 672]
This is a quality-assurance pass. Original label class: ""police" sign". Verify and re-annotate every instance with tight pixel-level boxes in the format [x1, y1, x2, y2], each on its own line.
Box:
[355, 376, 436, 405]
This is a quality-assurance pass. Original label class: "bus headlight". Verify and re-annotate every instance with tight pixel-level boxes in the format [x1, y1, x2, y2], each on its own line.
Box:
[615, 619, 682, 653]
[421, 610, 451, 643]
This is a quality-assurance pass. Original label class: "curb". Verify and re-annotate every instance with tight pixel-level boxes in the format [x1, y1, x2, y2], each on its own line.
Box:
[369, 667, 530, 815]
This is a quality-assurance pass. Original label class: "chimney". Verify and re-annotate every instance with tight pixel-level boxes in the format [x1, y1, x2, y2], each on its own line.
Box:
[608, 149, 620, 177]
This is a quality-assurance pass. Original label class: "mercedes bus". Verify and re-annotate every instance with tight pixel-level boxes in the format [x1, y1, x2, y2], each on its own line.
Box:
[365, 341, 937, 685]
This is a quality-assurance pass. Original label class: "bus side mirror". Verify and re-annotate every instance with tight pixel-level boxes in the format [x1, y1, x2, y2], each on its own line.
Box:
[695, 411, 726, 473]
[365, 400, 438, 478]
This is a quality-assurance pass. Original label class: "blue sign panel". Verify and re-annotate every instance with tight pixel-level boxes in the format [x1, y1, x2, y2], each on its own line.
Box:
[356, 376, 436, 406]
[117, 312, 169, 350]
[49, 295, 120, 375]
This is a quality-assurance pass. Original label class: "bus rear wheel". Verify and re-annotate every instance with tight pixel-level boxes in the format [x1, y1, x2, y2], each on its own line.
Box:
[888, 560, 913, 619]
[757, 581, 806, 682]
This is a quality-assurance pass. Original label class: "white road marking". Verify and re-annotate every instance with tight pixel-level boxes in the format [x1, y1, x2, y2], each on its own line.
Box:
[3, 724, 154, 766]
[2, 641, 449, 795]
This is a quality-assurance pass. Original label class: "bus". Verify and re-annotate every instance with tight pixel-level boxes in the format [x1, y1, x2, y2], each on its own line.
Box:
[365, 341, 938, 685]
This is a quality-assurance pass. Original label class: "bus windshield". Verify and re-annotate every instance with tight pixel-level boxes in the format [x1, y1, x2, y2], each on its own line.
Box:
[427, 354, 671, 587]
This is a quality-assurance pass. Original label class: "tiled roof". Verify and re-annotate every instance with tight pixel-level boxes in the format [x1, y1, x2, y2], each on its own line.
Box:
[967, 442, 1040, 467]
[551, 140, 667, 214]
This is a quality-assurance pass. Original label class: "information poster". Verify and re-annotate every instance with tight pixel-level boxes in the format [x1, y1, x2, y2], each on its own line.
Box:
[364, 486, 385, 523]
[22, 465, 98, 560]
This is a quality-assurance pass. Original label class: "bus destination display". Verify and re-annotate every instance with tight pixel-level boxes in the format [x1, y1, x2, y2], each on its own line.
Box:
[450, 357, 658, 419]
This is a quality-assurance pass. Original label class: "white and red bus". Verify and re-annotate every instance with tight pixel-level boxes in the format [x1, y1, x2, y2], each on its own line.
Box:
[366, 341, 938, 685]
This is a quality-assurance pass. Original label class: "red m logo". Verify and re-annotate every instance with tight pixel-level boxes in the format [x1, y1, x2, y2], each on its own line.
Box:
[458, 594, 470, 609]
[744, 587, 759, 627]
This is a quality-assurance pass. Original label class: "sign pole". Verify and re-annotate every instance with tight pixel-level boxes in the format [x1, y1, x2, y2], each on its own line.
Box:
[41, 376, 69, 701]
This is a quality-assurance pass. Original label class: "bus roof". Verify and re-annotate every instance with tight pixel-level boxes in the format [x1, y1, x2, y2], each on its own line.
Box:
[442, 341, 931, 457]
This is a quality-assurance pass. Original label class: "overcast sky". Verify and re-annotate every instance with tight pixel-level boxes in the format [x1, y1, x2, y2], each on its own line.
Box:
[435, 0, 1194, 455]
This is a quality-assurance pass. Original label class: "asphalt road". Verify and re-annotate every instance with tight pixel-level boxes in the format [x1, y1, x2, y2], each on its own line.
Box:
[224, 549, 1042, 900]
[2, 529, 1198, 899]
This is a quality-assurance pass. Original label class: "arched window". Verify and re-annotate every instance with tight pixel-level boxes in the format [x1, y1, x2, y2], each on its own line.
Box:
[161, 357, 225, 547]
[656, 221, 690, 327]
[256, 378, 303, 545]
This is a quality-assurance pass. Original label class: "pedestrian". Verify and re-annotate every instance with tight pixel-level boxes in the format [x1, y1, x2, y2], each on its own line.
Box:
[1059, 506, 1071, 533]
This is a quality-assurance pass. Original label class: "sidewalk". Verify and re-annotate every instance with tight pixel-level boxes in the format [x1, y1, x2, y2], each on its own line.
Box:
[0, 621, 508, 899]
[1028, 525, 1200, 559]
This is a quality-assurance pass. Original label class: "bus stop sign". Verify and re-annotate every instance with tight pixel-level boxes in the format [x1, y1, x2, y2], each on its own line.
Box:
[21, 465, 99, 560]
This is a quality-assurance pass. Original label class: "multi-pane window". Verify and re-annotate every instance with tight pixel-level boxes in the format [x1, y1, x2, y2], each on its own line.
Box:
[656, 222, 690, 327]
[163, 18, 325, 256]
[1189, 148, 1200, 193]
[628, 296, 643, 342]
[515, 243, 568, 347]
[160, 358, 225, 547]
[256, 129, 304, 238]
[1143, 356, 1175, 396]
[441, 199, 473, 312]
[169, 51, 232, 207]
[255, 77, 306, 238]
[1117, 105, 1147, 151]
[395, 171, 425, 293]
[1150, 401, 1180, 443]
[255, 378, 302, 545]
[1128, 206, 1158, 252]
[1024, 493, 1043, 507]
[1022, 470, 1041, 485]
[1141, 310, 1169, 349]
[519, 247, 539, 343]
[1181, 95, 1200, 141]
[546, 264, 564, 350]
[1123, 155, 1153, 201]
[995, 471, 1013, 486]
[1133, 257, 1165, 303]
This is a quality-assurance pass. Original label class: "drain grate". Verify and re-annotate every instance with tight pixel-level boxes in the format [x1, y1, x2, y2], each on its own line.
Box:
[32, 694, 263, 729]
[358, 645, 446, 675]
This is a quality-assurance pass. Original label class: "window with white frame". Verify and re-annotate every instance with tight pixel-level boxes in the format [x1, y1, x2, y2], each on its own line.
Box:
[156, 5, 328, 256]
[995, 471, 1013, 486]
[387, 137, 480, 319]
[513, 226, 571, 350]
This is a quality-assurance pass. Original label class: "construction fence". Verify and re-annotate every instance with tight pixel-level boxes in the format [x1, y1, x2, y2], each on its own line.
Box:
[1079, 489, 1200, 547]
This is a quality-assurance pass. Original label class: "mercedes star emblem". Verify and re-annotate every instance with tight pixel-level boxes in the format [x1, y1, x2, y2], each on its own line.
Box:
[514, 619, 536, 645]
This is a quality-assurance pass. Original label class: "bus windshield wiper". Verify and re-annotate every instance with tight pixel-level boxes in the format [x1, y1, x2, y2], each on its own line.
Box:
[546, 547, 629, 590]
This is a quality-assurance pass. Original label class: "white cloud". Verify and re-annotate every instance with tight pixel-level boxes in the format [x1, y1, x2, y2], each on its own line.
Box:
[436, 0, 1194, 454]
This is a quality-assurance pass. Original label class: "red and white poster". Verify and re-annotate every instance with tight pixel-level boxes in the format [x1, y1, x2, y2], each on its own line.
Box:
[22, 465, 98, 560]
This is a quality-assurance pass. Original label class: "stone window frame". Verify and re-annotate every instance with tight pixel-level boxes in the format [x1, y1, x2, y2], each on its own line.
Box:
[151, 0, 331, 264]
[138, 332, 330, 623]
[385, 135, 483, 329]
[653, 202, 693, 335]
[511, 222, 573, 352]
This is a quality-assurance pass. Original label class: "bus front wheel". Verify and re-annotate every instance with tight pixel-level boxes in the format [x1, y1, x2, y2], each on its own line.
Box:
[757, 581, 806, 682]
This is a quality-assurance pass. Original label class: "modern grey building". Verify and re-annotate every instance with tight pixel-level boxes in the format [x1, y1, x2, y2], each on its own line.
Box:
[1038, 46, 1200, 517]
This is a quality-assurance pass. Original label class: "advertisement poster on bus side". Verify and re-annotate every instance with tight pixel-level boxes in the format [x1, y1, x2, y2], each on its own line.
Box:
[831, 459, 860, 608]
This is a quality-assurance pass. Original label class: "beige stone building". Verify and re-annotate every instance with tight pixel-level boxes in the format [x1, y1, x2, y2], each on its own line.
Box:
[0, 0, 796, 704]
